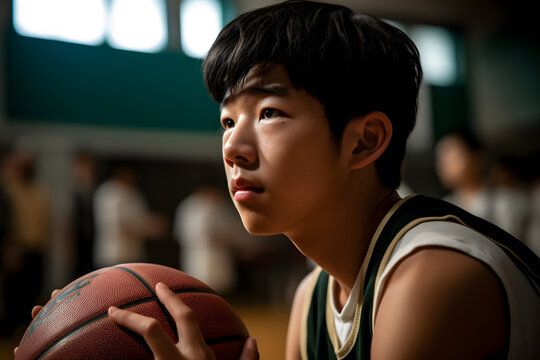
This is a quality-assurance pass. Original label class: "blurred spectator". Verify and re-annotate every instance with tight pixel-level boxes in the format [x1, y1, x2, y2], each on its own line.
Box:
[436, 130, 533, 242]
[93, 164, 167, 268]
[70, 151, 98, 277]
[525, 157, 540, 257]
[489, 155, 530, 240]
[396, 182, 414, 198]
[435, 129, 492, 219]
[396, 160, 415, 198]
[0, 151, 11, 330]
[0, 148, 50, 334]
[173, 184, 256, 295]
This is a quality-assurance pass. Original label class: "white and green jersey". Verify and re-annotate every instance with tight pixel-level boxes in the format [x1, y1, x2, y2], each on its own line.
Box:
[301, 195, 539, 360]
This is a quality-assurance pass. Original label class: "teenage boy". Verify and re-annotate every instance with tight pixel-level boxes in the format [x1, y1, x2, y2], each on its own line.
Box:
[21, 1, 539, 359]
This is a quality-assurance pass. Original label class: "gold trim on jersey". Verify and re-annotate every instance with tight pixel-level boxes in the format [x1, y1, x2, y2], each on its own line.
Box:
[301, 266, 323, 360]
[325, 278, 362, 359]
[323, 195, 413, 359]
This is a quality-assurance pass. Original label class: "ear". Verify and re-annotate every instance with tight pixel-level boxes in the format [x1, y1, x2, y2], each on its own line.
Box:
[341, 111, 393, 170]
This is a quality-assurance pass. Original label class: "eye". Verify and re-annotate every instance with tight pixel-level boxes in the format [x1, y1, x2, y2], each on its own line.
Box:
[260, 108, 283, 120]
[222, 118, 235, 129]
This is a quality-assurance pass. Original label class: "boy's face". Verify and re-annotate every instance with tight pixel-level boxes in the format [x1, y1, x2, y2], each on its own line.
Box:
[220, 65, 349, 236]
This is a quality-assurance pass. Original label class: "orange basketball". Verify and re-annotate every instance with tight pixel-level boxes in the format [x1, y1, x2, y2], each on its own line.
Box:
[15, 263, 249, 360]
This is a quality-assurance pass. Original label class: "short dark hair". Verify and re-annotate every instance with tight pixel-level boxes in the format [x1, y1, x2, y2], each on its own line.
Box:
[203, 0, 422, 189]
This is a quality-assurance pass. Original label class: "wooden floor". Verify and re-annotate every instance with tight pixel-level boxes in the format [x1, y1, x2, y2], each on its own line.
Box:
[235, 303, 290, 359]
[0, 303, 290, 360]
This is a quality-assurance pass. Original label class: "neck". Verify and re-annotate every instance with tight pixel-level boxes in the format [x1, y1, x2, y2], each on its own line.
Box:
[288, 185, 401, 293]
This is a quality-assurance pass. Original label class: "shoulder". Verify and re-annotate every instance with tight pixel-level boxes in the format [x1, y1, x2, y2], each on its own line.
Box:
[372, 247, 507, 359]
[286, 267, 321, 360]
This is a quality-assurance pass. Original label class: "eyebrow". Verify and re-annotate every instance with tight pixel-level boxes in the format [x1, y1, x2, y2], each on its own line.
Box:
[220, 84, 291, 108]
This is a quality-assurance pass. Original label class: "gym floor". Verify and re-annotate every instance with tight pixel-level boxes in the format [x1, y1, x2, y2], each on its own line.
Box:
[235, 303, 290, 359]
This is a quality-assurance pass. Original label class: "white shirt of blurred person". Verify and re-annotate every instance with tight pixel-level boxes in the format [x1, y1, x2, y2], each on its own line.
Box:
[174, 186, 253, 294]
[93, 166, 165, 268]
[525, 175, 540, 257]
[489, 156, 530, 240]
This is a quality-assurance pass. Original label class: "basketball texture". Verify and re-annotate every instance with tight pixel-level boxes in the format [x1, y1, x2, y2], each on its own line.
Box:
[15, 263, 249, 360]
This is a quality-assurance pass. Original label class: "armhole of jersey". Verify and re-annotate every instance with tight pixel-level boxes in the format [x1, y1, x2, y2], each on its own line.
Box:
[370, 214, 478, 329]
[300, 266, 323, 360]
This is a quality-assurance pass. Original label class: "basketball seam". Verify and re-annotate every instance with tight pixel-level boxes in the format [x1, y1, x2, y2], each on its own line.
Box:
[115, 266, 180, 340]
[34, 266, 218, 360]
[35, 291, 222, 359]
[35, 295, 152, 360]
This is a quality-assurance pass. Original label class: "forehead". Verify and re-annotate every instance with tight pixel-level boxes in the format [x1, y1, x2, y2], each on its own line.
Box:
[221, 64, 294, 107]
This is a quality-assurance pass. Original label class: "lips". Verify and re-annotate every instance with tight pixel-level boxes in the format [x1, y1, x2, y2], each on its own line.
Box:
[231, 177, 264, 201]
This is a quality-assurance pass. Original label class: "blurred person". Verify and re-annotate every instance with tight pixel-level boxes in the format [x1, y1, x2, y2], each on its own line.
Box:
[70, 151, 98, 277]
[93, 163, 167, 268]
[526, 180, 540, 256]
[0, 150, 12, 330]
[489, 154, 530, 240]
[0, 149, 10, 243]
[525, 154, 540, 256]
[173, 183, 257, 295]
[436, 131, 531, 240]
[396, 160, 415, 198]
[435, 129, 492, 219]
[396, 182, 414, 197]
[0, 148, 50, 335]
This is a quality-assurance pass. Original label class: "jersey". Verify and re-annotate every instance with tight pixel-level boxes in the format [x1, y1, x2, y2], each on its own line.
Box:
[300, 195, 540, 360]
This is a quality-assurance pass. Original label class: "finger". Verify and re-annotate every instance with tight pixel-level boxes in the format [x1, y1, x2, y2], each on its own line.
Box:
[31, 288, 61, 319]
[31, 306, 43, 319]
[239, 337, 260, 360]
[108, 306, 180, 359]
[155, 282, 207, 347]
[14, 347, 18, 355]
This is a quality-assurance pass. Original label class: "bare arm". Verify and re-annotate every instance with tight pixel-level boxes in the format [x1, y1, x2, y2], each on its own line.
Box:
[371, 247, 507, 360]
[286, 269, 318, 360]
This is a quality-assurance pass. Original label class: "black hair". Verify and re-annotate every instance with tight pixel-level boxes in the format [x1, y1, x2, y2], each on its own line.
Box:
[203, 0, 422, 189]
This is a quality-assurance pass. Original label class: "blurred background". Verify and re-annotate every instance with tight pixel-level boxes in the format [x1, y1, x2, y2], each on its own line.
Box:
[0, 0, 538, 358]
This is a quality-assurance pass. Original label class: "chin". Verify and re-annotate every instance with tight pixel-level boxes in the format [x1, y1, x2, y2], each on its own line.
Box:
[240, 216, 281, 236]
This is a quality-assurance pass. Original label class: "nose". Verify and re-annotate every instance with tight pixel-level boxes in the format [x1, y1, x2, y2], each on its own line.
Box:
[222, 120, 258, 169]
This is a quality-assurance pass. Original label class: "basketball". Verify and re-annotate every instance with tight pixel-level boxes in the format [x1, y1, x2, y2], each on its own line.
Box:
[14, 263, 249, 360]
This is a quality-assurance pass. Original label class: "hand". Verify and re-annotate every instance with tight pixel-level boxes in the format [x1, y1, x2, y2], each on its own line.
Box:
[108, 282, 259, 360]
[14, 289, 62, 356]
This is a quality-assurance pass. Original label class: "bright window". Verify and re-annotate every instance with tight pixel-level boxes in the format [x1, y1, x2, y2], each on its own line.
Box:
[410, 25, 458, 87]
[108, 0, 168, 53]
[13, 0, 107, 46]
[13, 0, 168, 53]
[180, 0, 222, 58]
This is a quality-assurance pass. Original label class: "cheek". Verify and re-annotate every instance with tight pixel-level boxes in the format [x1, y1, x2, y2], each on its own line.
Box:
[270, 142, 338, 200]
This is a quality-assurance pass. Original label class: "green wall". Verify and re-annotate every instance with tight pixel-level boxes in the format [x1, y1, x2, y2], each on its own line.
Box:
[4, 30, 220, 132]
